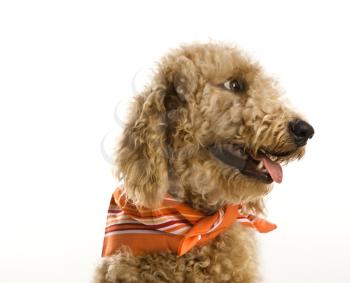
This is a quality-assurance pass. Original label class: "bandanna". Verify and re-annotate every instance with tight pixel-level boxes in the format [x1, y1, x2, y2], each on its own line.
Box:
[102, 187, 276, 257]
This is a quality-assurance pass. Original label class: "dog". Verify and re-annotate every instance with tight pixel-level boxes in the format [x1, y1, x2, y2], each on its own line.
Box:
[93, 42, 314, 283]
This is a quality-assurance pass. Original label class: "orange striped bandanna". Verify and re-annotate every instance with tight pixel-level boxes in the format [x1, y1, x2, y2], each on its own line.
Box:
[102, 187, 277, 257]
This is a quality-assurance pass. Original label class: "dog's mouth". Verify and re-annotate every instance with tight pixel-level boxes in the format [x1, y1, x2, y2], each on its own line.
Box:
[209, 144, 287, 184]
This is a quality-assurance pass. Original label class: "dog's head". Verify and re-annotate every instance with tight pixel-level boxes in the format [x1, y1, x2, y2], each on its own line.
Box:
[116, 43, 314, 213]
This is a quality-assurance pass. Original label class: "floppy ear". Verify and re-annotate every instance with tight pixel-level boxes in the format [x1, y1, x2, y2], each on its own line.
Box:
[116, 55, 199, 207]
[115, 87, 169, 207]
[164, 55, 199, 102]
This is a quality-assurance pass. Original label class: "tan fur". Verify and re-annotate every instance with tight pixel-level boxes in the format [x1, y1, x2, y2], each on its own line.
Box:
[94, 42, 309, 282]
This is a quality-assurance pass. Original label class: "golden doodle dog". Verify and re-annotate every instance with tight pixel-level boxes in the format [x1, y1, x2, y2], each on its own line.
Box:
[94, 43, 314, 283]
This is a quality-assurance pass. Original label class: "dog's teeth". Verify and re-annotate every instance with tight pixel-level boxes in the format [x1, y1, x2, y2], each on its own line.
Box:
[257, 161, 264, 170]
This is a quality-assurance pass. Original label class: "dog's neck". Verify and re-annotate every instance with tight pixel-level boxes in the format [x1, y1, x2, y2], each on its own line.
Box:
[167, 174, 265, 216]
[167, 183, 227, 215]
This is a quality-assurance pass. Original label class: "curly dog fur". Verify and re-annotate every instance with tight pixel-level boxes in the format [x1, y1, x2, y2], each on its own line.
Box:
[93, 42, 313, 283]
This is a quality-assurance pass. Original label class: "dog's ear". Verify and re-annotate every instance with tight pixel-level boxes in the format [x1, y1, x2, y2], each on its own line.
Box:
[115, 86, 169, 208]
[115, 55, 199, 207]
[163, 55, 199, 102]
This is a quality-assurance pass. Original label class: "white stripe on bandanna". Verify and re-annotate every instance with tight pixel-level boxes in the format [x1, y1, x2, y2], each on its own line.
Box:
[169, 226, 192, 235]
[105, 229, 166, 237]
[130, 214, 187, 225]
[206, 208, 224, 234]
[236, 218, 251, 223]
[157, 222, 191, 232]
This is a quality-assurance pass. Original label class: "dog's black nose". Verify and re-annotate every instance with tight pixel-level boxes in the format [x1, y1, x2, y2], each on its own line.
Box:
[289, 119, 314, 146]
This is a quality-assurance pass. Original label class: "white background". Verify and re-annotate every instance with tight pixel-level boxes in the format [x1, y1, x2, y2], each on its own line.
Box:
[1, 1, 349, 282]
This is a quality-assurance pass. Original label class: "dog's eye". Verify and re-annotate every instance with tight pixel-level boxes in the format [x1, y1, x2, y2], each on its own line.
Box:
[224, 79, 246, 93]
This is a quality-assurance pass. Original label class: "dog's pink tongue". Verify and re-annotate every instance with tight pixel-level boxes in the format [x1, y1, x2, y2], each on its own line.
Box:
[262, 157, 283, 183]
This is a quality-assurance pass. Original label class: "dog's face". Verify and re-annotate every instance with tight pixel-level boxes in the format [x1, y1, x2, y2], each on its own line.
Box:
[117, 43, 314, 212]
